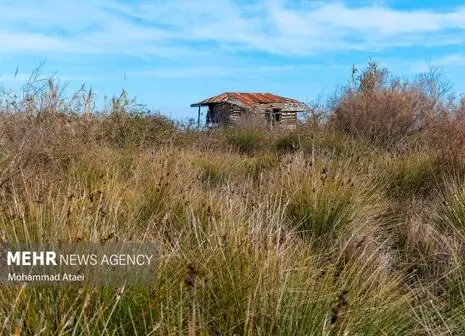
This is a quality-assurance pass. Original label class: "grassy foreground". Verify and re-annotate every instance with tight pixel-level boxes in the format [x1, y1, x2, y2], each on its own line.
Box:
[2, 65, 465, 335]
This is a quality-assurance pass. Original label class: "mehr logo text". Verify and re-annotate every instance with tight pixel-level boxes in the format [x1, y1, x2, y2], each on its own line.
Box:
[7, 251, 155, 266]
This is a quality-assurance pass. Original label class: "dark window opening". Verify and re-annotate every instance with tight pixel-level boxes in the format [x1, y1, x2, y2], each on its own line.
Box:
[206, 106, 219, 126]
[265, 108, 282, 126]
[272, 108, 282, 122]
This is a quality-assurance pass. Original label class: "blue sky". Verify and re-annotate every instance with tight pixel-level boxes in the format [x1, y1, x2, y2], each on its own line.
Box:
[1, 0, 465, 121]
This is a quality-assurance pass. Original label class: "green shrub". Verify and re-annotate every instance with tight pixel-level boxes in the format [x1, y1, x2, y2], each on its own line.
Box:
[243, 153, 280, 181]
[99, 112, 177, 148]
[227, 130, 264, 155]
[387, 153, 439, 197]
[437, 180, 465, 233]
[199, 161, 228, 186]
[284, 159, 384, 245]
[287, 183, 354, 240]
[275, 131, 300, 152]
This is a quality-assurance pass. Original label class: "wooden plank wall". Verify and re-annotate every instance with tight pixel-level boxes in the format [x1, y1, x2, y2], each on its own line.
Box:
[229, 104, 244, 123]
[210, 102, 298, 129]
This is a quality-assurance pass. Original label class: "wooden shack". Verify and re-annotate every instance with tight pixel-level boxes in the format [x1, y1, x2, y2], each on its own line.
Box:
[191, 92, 310, 129]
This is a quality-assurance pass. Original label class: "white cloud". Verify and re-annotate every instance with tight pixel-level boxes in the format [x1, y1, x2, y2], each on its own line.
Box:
[436, 54, 465, 67]
[0, 31, 76, 53]
[366, 53, 465, 76]
[0, 72, 101, 87]
[129, 64, 308, 79]
[0, 0, 464, 57]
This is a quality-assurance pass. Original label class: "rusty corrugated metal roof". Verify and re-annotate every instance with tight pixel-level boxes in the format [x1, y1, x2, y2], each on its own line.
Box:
[190, 92, 303, 109]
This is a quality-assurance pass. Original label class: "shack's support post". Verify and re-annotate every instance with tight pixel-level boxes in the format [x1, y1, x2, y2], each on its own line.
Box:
[197, 106, 201, 128]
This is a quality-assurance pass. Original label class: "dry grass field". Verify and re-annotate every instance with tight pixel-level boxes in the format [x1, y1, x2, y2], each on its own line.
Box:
[1, 63, 465, 335]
